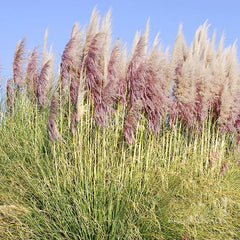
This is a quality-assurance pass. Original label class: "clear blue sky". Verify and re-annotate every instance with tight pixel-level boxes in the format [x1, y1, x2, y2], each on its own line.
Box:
[0, 0, 240, 89]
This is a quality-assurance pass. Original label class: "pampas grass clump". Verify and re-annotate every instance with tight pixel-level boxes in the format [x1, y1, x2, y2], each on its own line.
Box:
[1, 8, 240, 240]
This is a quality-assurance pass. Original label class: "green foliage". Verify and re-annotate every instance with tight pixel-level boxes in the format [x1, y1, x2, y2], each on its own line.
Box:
[1, 93, 240, 239]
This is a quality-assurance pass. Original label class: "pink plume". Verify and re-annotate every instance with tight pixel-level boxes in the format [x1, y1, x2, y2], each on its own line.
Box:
[13, 38, 26, 88]
[26, 46, 40, 95]
[37, 60, 52, 106]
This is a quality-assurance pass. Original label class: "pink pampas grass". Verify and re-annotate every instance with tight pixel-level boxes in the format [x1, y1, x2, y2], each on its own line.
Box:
[37, 57, 54, 106]
[26, 46, 40, 96]
[13, 38, 26, 88]
[94, 40, 127, 125]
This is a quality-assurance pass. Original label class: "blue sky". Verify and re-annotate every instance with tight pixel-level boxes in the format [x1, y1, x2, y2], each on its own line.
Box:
[0, 0, 240, 88]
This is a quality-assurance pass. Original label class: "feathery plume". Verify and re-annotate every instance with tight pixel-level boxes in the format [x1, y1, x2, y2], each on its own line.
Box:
[170, 24, 188, 124]
[37, 55, 54, 106]
[189, 21, 210, 61]
[218, 43, 240, 131]
[62, 23, 86, 137]
[85, 32, 107, 105]
[118, 45, 127, 103]
[128, 31, 140, 64]
[170, 24, 187, 67]
[172, 22, 219, 126]
[26, 46, 40, 95]
[217, 33, 225, 58]
[100, 9, 112, 86]
[13, 38, 26, 88]
[61, 23, 85, 94]
[94, 40, 127, 125]
[127, 21, 149, 107]
[173, 55, 198, 126]
[84, 7, 100, 57]
[125, 21, 168, 135]
[211, 44, 227, 119]
[108, 41, 127, 102]
[56, 23, 86, 136]
[145, 40, 171, 132]
[206, 30, 216, 65]
[83, 9, 113, 109]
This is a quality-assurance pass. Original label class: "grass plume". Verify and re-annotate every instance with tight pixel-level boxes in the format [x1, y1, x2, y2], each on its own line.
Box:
[13, 38, 26, 88]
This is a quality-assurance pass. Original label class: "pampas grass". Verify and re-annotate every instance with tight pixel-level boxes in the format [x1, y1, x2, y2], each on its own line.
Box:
[13, 38, 26, 88]
[94, 39, 127, 125]
[84, 10, 113, 125]
[37, 55, 54, 106]
[25, 46, 40, 97]
[124, 22, 171, 141]
[61, 23, 85, 94]
[1, 7, 240, 240]
[124, 24, 149, 143]
[218, 43, 240, 132]
[7, 9, 240, 137]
